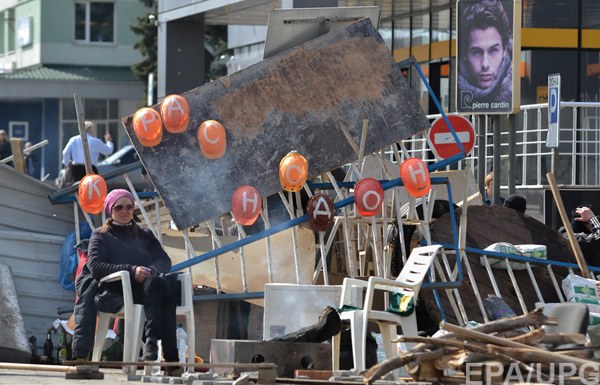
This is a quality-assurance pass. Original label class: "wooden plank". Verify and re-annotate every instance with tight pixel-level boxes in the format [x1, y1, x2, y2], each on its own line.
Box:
[122, 18, 430, 229]
[547, 172, 590, 278]
[10, 138, 25, 174]
[73, 94, 94, 175]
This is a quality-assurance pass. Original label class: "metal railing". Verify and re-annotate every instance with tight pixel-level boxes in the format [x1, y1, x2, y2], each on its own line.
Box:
[434, 241, 600, 324]
[389, 102, 600, 188]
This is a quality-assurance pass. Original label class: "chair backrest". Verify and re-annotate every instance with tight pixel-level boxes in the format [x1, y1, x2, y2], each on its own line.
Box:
[545, 302, 589, 335]
[395, 245, 441, 296]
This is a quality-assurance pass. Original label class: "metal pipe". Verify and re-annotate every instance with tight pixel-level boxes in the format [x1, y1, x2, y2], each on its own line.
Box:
[259, 199, 274, 284]
[154, 197, 162, 244]
[504, 259, 528, 315]
[230, 211, 249, 293]
[124, 174, 158, 240]
[508, 114, 516, 195]
[74, 201, 80, 245]
[477, 115, 486, 193]
[493, 115, 501, 205]
[525, 262, 544, 304]
[546, 265, 564, 303]
[319, 231, 329, 285]
[206, 220, 223, 294]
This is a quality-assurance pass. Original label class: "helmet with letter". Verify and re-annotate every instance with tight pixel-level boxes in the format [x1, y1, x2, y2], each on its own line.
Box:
[306, 193, 335, 232]
[133, 107, 163, 147]
[400, 158, 431, 197]
[354, 178, 383, 217]
[279, 151, 308, 192]
[160, 94, 189, 134]
[232, 185, 262, 225]
[198, 120, 227, 159]
[79, 174, 107, 214]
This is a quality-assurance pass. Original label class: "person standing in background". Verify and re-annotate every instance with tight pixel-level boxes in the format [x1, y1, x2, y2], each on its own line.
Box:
[0, 130, 12, 165]
[24, 142, 38, 178]
[61, 121, 113, 187]
[503, 194, 526, 213]
[559, 204, 600, 267]
[484, 171, 505, 206]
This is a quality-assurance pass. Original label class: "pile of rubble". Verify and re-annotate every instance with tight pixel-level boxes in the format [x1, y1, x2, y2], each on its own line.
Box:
[364, 308, 599, 384]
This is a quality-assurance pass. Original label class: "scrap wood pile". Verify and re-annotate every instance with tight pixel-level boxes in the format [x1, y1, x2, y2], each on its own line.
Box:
[363, 308, 599, 384]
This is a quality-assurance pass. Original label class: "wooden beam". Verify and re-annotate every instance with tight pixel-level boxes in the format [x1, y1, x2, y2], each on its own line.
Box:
[10, 138, 25, 174]
[547, 172, 590, 278]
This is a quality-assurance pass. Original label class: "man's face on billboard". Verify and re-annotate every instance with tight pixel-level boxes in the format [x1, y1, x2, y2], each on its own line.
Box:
[466, 27, 507, 89]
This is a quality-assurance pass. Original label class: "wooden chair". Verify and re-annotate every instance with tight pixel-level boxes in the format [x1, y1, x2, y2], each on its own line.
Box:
[332, 244, 442, 373]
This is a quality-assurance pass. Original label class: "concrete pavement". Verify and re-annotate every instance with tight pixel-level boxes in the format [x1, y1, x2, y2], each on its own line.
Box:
[0, 368, 135, 384]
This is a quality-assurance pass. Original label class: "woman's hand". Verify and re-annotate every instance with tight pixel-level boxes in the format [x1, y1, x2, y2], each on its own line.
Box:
[135, 266, 152, 283]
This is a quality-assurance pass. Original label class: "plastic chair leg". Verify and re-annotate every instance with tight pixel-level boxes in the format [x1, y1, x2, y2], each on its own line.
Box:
[185, 314, 195, 367]
[378, 322, 398, 361]
[399, 315, 418, 352]
[123, 305, 145, 374]
[349, 311, 366, 371]
[92, 312, 112, 362]
[331, 331, 341, 371]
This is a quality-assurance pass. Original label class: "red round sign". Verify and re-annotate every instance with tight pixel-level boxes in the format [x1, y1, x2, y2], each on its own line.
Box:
[429, 115, 475, 159]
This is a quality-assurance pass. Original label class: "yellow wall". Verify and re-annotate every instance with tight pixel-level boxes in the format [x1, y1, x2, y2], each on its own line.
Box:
[392, 28, 593, 62]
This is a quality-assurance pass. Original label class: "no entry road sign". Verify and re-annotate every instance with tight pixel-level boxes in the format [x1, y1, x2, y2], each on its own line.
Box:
[429, 115, 475, 159]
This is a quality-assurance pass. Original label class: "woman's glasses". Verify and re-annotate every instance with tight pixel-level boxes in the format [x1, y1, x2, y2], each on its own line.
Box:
[113, 204, 134, 212]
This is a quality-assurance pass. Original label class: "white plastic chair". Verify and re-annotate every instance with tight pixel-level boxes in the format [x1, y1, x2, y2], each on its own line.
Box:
[332, 244, 442, 373]
[91, 271, 195, 375]
[91, 271, 144, 374]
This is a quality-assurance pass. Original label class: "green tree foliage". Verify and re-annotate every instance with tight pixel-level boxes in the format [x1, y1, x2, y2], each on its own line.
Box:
[130, 1, 233, 104]
[130, 4, 157, 106]
[205, 25, 233, 82]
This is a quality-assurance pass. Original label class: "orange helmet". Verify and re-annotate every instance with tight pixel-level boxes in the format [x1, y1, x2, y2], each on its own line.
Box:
[232, 185, 262, 225]
[354, 178, 383, 217]
[279, 151, 308, 192]
[160, 94, 189, 134]
[198, 120, 226, 159]
[133, 108, 163, 147]
[307, 193, 335, 232]
[400, 158, 431, 197]
[79, 174, 107, 214]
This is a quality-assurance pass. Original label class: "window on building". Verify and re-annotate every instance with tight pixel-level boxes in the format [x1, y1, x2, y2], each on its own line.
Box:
[74, 1, 114, 43]
[411, 13, 430, 47]
[59, 98, 122, 167]
[582, 0, 600, 29]
[432, 9, 451, 43]
[522, 0, 577, 28]
[393, 17, 410, 49]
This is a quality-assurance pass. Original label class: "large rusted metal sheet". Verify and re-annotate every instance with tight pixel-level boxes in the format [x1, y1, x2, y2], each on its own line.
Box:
[122, 18, 430, 229]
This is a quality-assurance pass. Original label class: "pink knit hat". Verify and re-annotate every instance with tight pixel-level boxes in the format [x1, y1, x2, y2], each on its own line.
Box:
[104, 189, 135, 216]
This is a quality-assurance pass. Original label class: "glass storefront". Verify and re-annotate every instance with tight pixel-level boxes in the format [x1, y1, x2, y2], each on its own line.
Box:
[390, 0, 597, 113]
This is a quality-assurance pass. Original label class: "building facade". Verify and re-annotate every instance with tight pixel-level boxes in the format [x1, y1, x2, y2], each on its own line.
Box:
[0, 0, 152, 181]
[157, 0, 600, 109]
[156, 0, 600, 199]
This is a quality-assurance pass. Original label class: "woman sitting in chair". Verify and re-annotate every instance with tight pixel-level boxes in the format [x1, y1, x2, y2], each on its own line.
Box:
[87, 189, 181, 372]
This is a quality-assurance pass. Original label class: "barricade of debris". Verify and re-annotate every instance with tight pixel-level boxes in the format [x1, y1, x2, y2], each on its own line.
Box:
[363, 308, 600, 384]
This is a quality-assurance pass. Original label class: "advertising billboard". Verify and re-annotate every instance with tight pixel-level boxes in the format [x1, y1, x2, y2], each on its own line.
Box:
[456, 0, 522, 115]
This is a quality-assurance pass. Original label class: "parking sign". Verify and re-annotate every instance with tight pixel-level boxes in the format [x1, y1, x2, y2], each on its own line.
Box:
[547, 74, 561, 148]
